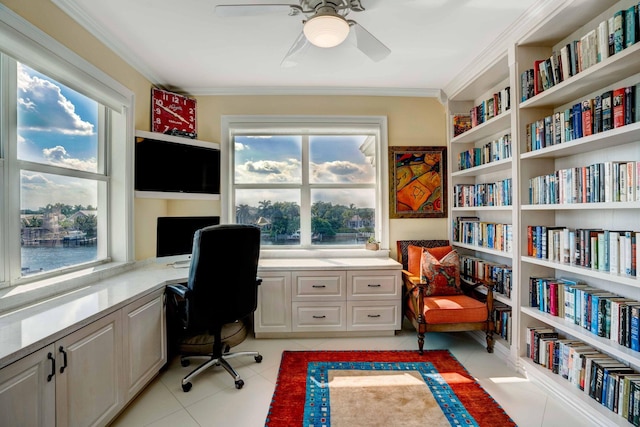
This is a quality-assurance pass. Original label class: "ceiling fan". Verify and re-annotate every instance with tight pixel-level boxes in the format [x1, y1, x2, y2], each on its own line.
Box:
[215, 1, 391, 67]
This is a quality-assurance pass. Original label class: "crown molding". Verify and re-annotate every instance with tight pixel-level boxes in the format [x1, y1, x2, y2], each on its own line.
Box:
[186, 86, 442, 98]
[442, 0, 563, 101]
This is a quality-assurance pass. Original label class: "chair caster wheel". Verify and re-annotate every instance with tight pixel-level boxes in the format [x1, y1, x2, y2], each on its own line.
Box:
[182, 382, 192, 392]
[180, 359, 190, 367]
[255, 355, 263, 363]
[235, 379, 244, 389]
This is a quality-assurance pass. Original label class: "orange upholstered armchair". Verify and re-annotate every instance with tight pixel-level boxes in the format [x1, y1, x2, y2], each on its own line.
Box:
[397, 240, 494, 354]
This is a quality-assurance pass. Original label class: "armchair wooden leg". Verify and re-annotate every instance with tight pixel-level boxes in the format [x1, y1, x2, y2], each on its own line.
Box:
[417, 332, 425, 355]
[485, 330, 494, 353]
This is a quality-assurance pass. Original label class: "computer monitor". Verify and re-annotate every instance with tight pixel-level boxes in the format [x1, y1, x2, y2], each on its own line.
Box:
[156, 216, 221, 259]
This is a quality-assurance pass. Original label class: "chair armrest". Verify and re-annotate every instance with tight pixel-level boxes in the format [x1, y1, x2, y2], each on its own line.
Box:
[166, 283, 189, 298]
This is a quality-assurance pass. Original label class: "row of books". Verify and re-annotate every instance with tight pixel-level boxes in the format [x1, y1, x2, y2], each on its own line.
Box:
[526, 226, 639, 276]
[526, 325, 640, 423]
[520, 4, 639, 102]
[457, 133, 511, 171]
[451, 217, 513, 253]
[525, 85, 638, 152]
[493, 302, 512, 343]
[528, 277, 640, 348]
[452, 87, 511, 137]
[528, 161, 640, 205]
[459, 253, 512, 298]
[453, 179, 512, 208]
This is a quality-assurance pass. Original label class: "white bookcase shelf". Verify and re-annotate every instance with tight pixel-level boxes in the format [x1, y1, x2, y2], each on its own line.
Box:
[447, 0, 640, 424]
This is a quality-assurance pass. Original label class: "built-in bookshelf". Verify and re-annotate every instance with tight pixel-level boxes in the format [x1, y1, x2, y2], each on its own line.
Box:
[446, 0, 640, 424]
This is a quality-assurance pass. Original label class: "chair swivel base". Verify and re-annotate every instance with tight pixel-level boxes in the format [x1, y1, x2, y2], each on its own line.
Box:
[180, 350, 263, 392]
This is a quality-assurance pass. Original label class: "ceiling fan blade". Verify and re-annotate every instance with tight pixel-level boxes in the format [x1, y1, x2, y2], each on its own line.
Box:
[351, 22, 391, 62]
[215, 4, 298, 17]
[280, 31, 311, 68]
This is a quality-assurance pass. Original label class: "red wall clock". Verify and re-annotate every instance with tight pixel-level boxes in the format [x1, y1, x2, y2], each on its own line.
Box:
[151, 88, 197, 136]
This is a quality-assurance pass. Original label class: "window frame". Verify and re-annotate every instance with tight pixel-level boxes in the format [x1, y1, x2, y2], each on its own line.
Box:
[221, 115, 390, 258]
[0, 6, 134, 300]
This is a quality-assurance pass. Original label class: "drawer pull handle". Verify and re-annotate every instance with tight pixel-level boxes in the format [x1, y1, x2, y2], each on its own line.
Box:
[367, 284, 381, 287]
[312, 285, 326, 288]
[368, 314, 381, 318]
[47, 352, 55, 382]
[312, 315, 326, 319]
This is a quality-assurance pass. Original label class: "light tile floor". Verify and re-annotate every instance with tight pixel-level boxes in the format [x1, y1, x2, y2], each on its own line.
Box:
[110, 321, 593, 427]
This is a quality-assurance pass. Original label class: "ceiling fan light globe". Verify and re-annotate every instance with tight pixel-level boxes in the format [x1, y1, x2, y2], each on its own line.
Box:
[303, 15, 350, 48]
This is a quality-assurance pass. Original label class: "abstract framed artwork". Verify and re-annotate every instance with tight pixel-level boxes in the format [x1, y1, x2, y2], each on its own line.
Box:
[388, 146, 447, 218]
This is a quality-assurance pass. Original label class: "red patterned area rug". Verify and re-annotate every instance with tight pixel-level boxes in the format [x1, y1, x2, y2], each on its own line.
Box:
[265, 350, 516, 427]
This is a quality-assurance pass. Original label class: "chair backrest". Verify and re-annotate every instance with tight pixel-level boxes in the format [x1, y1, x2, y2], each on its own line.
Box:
[396, 239, 450, 271]
[187, 224, 261, 329]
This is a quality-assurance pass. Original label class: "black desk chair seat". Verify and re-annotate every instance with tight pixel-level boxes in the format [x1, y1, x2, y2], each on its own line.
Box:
[166, 224, 263, 392]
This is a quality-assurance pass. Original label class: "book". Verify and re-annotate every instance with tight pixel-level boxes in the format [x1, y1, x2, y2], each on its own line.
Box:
[614, 10, 626, 54]
[453, 114, 472, 136]
[613, 87, 626, 128]
[626, 5, 638, 48]
[597, 20, 609, 63]
[601, 90, 613, 131]
[625, 85, 636, 125]
[582, 98, 593, 136]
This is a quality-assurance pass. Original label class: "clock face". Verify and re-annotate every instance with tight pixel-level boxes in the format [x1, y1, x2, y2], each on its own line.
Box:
[151, 88, 197, 135]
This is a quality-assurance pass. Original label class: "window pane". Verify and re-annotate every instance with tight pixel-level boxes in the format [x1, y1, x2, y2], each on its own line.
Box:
[234, 135, 301, 184]
[311, 189, 375, 246]
[235, 189, 300, 245]
[309, 135, 374, 184]
[21, 171, 98, 275]
[17, 63, 99, 173]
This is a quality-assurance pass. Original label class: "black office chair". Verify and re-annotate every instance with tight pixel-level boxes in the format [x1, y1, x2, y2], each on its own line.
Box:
[165, 224, 263, 392]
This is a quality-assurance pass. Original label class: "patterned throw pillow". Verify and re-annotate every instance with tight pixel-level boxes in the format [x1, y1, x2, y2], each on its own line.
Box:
[420, 249, 463, 296]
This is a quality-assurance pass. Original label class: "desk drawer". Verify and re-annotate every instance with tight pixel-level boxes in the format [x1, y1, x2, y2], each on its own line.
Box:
[292, 302, 346, 332]
[347, 270, 401, 300]
[292, 271, 345, 301]
[347, 301, 401, 331]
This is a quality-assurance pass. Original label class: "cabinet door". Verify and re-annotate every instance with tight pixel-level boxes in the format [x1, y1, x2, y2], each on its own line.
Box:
[0, 345, 55, 427]
[255, 271, 292, 335]
[122, 289, 166, 401]
[56, 310, 123, 427]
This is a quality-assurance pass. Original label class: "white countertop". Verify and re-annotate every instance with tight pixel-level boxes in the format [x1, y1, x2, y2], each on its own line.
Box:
[0, 256, 400, 369]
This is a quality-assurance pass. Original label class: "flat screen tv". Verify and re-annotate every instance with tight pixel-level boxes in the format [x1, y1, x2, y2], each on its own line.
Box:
[156, 216, 221, 258]
[135, 131, 220, 195]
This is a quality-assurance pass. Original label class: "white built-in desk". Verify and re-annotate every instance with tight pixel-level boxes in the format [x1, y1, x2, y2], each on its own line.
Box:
[0, 256, 400, 426]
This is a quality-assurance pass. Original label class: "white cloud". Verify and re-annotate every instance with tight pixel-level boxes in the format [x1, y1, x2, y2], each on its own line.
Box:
[17, 64, 94, 136]
[42, 146, 97, 172]
[20, 171, 97, 211]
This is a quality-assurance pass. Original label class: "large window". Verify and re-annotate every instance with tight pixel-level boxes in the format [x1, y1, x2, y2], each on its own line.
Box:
[17, 63, 104, 276]
[222, 116, 389, 254]
[0, 7, 133, 293]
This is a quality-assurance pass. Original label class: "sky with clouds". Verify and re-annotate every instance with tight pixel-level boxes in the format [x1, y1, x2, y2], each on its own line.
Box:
[17, 63, 99, 211]
[234, 134, 376, 209]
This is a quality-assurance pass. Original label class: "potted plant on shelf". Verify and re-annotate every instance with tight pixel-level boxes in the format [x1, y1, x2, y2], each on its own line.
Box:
[365, 236, 380, 251]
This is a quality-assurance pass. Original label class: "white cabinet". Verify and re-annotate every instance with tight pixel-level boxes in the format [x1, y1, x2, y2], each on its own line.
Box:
[55, 311, 123, 427]
[0, 288, 167, 427]
[0, 345, 56, 427]
[122, 289, 166, 401]
[254, 271, 292, 334]
[254, 258, 402, 338]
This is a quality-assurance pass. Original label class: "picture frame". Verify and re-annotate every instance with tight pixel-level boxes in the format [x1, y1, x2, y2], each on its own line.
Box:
[388, 146, 447, 218]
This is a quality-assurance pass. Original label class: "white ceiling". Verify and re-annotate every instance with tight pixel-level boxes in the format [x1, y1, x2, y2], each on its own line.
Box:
[54, 0, 541, 97]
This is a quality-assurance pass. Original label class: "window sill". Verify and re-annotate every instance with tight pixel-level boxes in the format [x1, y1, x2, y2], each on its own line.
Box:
[0, 261, 136, 314]
[259, 248, 391, 259]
